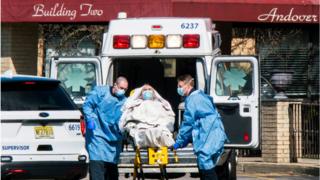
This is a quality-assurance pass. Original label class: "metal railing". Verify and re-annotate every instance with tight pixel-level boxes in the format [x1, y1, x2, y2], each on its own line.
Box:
[238, 101, 319, 159]
[290, 102, 319, 161]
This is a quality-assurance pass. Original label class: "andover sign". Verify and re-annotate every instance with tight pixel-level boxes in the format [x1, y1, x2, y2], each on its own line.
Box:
[32, 3, 103, 20]
[258, 8, 318, 23]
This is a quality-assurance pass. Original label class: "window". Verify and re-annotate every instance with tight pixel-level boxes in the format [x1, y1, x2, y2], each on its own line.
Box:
[2, 83, 76, 111]
[216, 61, 253, 96]
[57, 63, 97, 98]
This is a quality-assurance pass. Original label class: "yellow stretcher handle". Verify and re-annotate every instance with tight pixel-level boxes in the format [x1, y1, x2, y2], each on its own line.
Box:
[135, 147, 141, 165]
[174, 150, 179, 163]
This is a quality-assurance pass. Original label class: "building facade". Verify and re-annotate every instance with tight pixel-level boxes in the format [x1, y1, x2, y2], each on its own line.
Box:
[1, 0, 319, 99]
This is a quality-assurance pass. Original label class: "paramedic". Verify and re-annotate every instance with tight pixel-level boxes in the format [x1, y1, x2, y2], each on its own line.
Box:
[173, 74, 228, 180]
[83, 76, 128, 180]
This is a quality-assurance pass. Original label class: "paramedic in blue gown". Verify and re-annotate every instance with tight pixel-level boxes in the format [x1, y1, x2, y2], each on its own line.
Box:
[83, 76, 128, 180]
[173, 74, 228, 180]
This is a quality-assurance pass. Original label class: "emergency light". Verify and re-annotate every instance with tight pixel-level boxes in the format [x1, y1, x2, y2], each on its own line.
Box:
[148, 35, 165, 49]
[131, 35, 147, 49]
[183, 34, 200, 48]
[113, 35, 130, 49]
[113, 34, 200, 49]
[166, 35, 182, 48]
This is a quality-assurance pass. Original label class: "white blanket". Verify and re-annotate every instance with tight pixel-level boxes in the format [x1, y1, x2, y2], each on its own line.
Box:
[119, 87, 175, 148]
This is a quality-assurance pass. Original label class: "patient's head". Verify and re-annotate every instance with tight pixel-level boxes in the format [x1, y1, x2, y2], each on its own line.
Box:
[141, 84, 155, 100]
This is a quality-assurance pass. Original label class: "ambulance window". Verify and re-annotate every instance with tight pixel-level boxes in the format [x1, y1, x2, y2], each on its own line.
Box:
[216, 61, 253, 96]
[57, 63, 97, 98]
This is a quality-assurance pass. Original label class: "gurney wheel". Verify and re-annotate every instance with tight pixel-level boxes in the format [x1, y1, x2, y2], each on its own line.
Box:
[125, 173, 130, 178]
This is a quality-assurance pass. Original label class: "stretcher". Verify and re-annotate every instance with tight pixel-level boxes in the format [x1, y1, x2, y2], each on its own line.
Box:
[132, 146, 179, 180]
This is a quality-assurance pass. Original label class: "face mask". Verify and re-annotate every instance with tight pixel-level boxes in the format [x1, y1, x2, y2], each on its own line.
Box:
[142, 90, 153, 100]
[177, 87, 185, 96]
[115, 89, 125, 97]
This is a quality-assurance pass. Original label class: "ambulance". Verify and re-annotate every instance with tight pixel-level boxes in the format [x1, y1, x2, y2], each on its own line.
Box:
[49, 13, 259, 179]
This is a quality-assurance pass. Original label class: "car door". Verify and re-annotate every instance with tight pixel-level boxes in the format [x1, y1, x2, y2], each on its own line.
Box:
[49, 57, 102, 106]
[210, 56, 259, 148]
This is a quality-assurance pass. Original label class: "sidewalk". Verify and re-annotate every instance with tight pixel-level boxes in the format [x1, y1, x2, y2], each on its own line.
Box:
[237, 157, 320, 176]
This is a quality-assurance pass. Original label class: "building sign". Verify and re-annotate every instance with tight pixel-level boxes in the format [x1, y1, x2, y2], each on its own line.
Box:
[1, 0, 318, 23]
[1, 0, 171, 22]
[32, 3, 103, 20]
[258, 8, 318, 23]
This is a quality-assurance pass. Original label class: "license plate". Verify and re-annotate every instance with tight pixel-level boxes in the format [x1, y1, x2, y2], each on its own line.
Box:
[34, 126, 54, 139]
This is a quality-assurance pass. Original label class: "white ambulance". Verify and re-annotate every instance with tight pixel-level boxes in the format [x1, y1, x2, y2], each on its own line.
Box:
[49, 15, 259, 179]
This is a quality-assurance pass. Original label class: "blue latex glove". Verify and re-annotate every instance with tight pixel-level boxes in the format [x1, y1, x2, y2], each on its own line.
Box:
[87, 120, 95, 130]
[173, 143, 180, 150]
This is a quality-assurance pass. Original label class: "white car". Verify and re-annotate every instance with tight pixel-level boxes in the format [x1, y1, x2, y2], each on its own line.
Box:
[1, 75, 88, 180]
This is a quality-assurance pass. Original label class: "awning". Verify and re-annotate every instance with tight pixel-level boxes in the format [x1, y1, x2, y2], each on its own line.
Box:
[1, 0, 172, 23]
[1, 0, 319, 23]
[172, 0, 319, 24]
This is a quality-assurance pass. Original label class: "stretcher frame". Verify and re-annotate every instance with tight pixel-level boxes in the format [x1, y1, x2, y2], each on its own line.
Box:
[132, 145, 178, 180]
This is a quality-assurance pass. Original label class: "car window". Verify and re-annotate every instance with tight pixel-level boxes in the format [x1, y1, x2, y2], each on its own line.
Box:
[216, 61, 253, 96]
[57, 63, 97, 98]
[1, 82, 77, 111]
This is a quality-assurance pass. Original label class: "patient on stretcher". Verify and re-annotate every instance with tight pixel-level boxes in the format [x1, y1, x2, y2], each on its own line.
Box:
[119, 85, 175, 148]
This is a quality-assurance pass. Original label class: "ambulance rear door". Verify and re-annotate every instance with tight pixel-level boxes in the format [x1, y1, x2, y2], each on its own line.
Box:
[49, 57, 102, 106]
[210, 56, 259, 148]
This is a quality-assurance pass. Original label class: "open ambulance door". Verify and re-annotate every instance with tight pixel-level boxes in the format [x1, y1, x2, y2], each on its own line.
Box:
[196, 59, 208, 91]
[49, 57, 102, 106]
[210, 56, 259, 148]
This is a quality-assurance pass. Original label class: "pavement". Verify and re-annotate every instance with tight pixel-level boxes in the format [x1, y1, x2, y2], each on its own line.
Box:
[81, 157, 320, 180]
[237, 157, 320, 177]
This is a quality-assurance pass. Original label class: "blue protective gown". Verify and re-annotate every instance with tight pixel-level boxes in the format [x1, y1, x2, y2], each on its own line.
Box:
[82, 86, 126, 164]
[175, 90, 228, 170]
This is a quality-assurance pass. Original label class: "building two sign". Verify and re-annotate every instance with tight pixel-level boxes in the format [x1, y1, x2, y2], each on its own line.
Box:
[32, 3, 103, 20]
[2, 0, 171, 22]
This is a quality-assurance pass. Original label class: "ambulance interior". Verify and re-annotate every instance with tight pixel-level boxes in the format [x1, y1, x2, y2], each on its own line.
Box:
[111, 57, 203, 131]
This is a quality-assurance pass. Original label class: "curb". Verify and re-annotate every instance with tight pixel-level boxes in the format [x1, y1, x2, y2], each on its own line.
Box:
[237, 161, 320, 176]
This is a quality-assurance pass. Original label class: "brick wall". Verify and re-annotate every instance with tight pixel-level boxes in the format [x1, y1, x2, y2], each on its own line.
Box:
[262, 100, 291, 163]
[1, 23, 39, 75]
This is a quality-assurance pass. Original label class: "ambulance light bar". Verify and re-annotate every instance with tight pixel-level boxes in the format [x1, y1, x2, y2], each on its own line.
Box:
[113, 34, 199, 49]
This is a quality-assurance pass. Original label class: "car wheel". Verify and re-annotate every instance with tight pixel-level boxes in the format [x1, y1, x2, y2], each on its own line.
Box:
[217, 149, 237, 180]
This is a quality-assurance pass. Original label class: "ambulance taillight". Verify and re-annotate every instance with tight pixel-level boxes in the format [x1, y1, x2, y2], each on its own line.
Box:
[80, 115, 86, 136]
[183, 34, 200, 48]
[113, 35, 130, 49]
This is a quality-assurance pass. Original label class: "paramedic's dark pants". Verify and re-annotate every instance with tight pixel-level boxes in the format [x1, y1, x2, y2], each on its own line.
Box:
[89, 160, 119, 180]
[199, 168, 218, 180]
